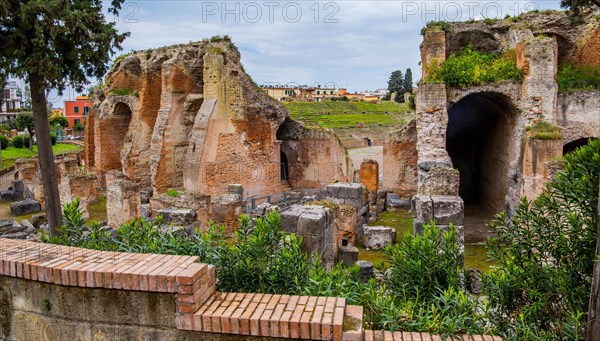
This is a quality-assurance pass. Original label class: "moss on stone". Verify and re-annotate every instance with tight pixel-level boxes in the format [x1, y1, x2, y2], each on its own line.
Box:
[526, 121, 562, 140]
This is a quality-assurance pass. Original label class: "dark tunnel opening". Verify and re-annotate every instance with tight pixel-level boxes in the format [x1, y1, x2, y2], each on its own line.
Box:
[563, 138, 597, 155]
[446, 93, 517, 214]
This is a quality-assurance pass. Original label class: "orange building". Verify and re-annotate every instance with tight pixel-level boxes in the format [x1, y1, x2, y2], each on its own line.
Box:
[64, 96, 92, 128]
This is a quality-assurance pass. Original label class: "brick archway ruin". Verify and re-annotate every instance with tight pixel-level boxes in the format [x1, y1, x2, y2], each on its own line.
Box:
[95, 101, 133, 174]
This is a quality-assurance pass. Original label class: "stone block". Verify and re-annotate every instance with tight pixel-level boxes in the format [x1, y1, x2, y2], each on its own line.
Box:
[0, 190, 21, 202]
[419, 166, 459, 196]
[140, 189, 153, 204]
[141, 204, 152, 218]
[279, 204, 303, 234]
[356, 260, 374, 281]
[31, 214, 46, 228]
[362, 225, 396, 250]
[326, 183, 364, 201]
[156, 208, 196, 225]
[12, 180, 24, 196]
[10, 199, 41, 216]
[338, 245, 358, 267]
[431, 195, 464, 225]
[411, 195, 433, 223]
[297, 206, 330, 236]
[20, 219, 36, 234]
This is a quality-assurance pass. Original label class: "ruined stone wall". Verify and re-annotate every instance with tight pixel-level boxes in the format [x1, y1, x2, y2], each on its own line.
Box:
[282, 128, 352, 190]
[413, 12, 599, 218]
[106, 171, 140, 227]
[14, 152, 84, 207]
[58, 174, 99, 217]
[87, 40, 351, 209]
[520, 138, 563, 200]
[556, 90, 600, 144]
[382, 119, 417, 199]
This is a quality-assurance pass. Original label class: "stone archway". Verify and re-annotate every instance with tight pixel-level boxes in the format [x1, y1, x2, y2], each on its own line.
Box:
[563, 137, 598, 155]
[96, 102, 133, 173]
[446, 92, 517, 239]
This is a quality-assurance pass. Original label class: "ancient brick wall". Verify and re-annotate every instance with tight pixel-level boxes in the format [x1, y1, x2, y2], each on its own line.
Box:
[382, 119, 417, 199]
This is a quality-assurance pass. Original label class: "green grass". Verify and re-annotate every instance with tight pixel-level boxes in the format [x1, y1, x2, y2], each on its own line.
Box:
[283, 101, 412, 129]
[464, 244, 495, 272]
[1, 144, 81, 170]
[526, 121, 562, 140]
[87, 192, 107, 223]
[358, 209, 414, 266]
[358, 208, 496, 272]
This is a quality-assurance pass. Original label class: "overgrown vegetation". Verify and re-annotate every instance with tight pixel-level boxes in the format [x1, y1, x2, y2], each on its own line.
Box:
[426, 47, 523, 87]
[420, 21, 452, 36]
[557, 63, 600, 90]
[484, 139, 600, 339]
[44, 140, 600, 337]
[166, 188, 181, 198]
[526, 121, 562, 140]
[109, 88, 139, 97]
[46, 201, 485, 335]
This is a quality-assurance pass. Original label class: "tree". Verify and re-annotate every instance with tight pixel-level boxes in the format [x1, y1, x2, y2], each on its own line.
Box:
[561, 0, 600, 11]
[0, 1, 129, 235]
[49, 116, 69, 129]
[387, 70, 405, 103]
[16, 111, 34, 151]
[404, 68, 413, 95]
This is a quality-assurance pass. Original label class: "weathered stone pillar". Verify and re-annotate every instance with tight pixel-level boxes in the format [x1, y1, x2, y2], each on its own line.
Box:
[210, 184, 244, 233]
[421, 29, 446, 80]
[106, 171, 141, 227]
[359, 160, 378, 194]
[520, 137, 563, 199]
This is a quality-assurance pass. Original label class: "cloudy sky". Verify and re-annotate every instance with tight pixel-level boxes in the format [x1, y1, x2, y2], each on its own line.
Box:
[49, 0, 562, 105]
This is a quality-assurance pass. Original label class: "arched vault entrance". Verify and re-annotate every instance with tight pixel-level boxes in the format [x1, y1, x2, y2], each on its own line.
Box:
[446, 92, 517, 226]
[101, 102, 133, 172]
[563, 137, 597, 155]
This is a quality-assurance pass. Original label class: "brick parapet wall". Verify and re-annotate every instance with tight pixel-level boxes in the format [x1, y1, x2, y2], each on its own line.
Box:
[0, 238, 500, 340]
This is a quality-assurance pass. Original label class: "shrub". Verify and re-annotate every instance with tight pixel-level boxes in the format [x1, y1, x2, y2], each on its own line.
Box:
[557, 63, 600, 90]
[50, 132, 57, 145]
[11, 135, 29, 148]
[46, 204, 488, 336]
[427, 47, 523, 87]
[0, 135, 9, 149]
[484, 139, 600, 339]
[386, 224, 462, 301]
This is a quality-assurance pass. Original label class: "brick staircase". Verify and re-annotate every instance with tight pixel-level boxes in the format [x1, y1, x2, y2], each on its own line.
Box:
[0, 238, 501, 340]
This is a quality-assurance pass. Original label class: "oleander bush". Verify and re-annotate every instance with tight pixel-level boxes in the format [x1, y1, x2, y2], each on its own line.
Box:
[484, 139, 600, 339]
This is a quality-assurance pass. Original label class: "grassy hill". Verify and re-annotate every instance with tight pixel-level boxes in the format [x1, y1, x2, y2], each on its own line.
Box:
[283, 101, 412, 129]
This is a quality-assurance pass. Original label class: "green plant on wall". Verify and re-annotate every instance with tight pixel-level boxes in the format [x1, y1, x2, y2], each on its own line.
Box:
[557, 63, 600, 90]
[426, 47, 523, 87]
